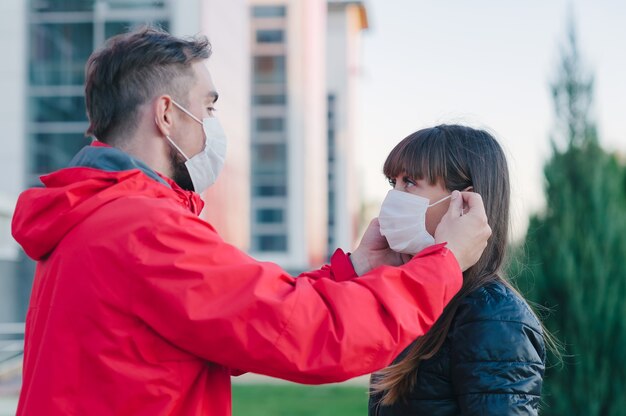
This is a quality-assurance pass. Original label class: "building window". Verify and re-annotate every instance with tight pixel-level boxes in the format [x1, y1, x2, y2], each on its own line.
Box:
[104, 0, 167, 9]
[30, 0, 95, 12]
[253, 94, 287, 105]
[253, 184, 287, 197]
[256, 29, 284, 44]
[252, 143, 287, 174]
[105, 20, 168, 39]
[254, 143, 286, 162]
[252, 173, 287, 197]
[28, 1, 170, 183]
[252, 5, 286, 18]
[30, 0, 167, 12]
[30, 23, 94, 86]
[254, 56, 286, 84]
[256, 208, 284, 224]
[327, 94, 337, 252]
[256, 117, 284, 132]
[33, 133, 92, 173]
[255, 235, 287, 251]
[31, 96, 87, 122]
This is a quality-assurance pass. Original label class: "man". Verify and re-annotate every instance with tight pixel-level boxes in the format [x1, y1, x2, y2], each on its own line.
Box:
[11, 27, 491, 415]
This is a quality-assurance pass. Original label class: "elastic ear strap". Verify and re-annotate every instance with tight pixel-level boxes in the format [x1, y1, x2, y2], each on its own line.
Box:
[165, 135, 190, 161]
[171, 100, 203, 124]
[428, 194, 453, 208]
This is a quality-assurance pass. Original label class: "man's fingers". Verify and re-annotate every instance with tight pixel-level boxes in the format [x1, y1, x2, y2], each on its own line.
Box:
[460, 191, 487, 218]
[446, 190, 463, 217]
[461, 192, 492, 240]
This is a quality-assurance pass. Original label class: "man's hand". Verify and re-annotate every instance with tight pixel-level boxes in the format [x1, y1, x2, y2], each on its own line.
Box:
[350, 218, 412, 276]
[435, 191, 491, 271]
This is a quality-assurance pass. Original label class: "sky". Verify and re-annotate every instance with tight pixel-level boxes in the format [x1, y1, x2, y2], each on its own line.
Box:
[354, 0, 626, 240]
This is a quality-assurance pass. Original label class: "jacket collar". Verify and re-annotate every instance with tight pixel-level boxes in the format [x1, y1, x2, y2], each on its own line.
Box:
[69, 141, 170, 187]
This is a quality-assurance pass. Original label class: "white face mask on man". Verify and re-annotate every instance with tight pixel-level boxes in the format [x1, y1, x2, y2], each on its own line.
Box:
[164, 100, 227, 193]
[378, 189, 452, 255]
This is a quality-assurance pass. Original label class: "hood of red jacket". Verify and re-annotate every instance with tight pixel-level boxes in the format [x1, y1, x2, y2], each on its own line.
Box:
[12, 143, 204, 261]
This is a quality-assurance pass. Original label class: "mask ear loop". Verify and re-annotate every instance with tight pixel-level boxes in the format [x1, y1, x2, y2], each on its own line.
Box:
[155, 117, 191, 161]
[428, 193, 468, 216]
[428, 194, 453, 208]
[171, 100, 203, 125]
[171, 100, 209, 152]
[165, 135, 190, 161]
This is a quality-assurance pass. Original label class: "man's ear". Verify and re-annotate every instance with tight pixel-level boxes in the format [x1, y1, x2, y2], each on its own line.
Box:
[154, 95, 175, 137]
[463, 186, 474, 192]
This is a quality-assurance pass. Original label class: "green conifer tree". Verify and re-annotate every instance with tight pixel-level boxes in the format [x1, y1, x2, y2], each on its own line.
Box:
[515, 18, 626, 416]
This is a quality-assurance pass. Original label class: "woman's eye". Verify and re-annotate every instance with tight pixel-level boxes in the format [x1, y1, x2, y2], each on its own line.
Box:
[387, 178, 396, 187]
[403, 176, 417, 188]
[207, 107, 217, 114]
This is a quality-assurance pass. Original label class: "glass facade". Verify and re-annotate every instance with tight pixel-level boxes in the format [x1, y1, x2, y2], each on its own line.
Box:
[254, 235, 287, 251]
[256, 117, 285, 132]
[253, 182, 286, 197]
[29, 23, 94, 86]
[250, 5, 289, 253]
[252, 5, 286, 18]
[253, 56, 286, 84]
[253, 94, 287, 105]
[29, 0, 168, 12]
[30, 96, 86, 122]
[33, 133, 91, 173]
[256, 29, 284, 44]
[327, 94, 337, 254]
[256, 208, 284, 223]
[30, 0, 96, 12]
[252, 144, 287, 174]
[104, 0, 167, 9]
[27, 0, 171, 185]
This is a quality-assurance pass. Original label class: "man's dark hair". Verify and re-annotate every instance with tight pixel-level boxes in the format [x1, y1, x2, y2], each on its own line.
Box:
[85, 26, 212, 143]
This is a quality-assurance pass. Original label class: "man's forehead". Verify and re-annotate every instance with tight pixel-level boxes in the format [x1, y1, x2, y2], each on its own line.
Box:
[192, 61, 218, 101]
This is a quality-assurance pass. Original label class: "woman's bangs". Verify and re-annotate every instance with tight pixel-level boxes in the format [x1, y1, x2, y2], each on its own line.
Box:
[383, 129, 448, 185]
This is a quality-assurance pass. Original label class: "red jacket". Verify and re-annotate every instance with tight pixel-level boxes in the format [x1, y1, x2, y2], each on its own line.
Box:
[11, 144, 462, 415]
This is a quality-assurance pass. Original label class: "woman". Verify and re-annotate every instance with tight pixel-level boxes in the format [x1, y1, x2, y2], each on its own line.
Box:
[369, 125, 547, 415]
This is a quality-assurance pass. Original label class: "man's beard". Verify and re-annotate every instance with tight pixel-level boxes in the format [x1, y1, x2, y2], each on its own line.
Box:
[169, 146, 195, 191]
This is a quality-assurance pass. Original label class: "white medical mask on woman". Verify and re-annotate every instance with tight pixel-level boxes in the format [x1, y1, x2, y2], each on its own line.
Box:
[378, 189, 452, 255]
[164, 100, 227, 193]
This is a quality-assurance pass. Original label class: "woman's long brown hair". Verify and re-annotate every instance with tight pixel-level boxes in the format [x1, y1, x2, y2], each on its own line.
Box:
[370, 125, 555, 405]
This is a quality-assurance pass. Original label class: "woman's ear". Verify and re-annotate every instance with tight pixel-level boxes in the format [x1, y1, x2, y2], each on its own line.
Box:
[463, 186, 474, 192]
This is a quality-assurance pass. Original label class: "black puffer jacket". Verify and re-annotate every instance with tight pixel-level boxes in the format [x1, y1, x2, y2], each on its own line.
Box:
[369, 281, 546, 415]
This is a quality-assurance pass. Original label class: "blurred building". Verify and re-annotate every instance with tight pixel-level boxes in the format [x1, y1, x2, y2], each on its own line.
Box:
[246, 0, 367, 269]
[1, 0, 367, 324]
[0, 0, 251, 320]
[248, 0, 329, 269]
[326, 0, 368, 255]
[0, 1, 27, 324]
[197, 0, 251, 250]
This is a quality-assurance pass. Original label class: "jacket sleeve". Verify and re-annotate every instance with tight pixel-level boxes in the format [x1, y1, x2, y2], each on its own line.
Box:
[449, 302, 546, 415]
[230, 250, 352, 377]
[129, 204, 462, 384]
[295, 247, 358, 282]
